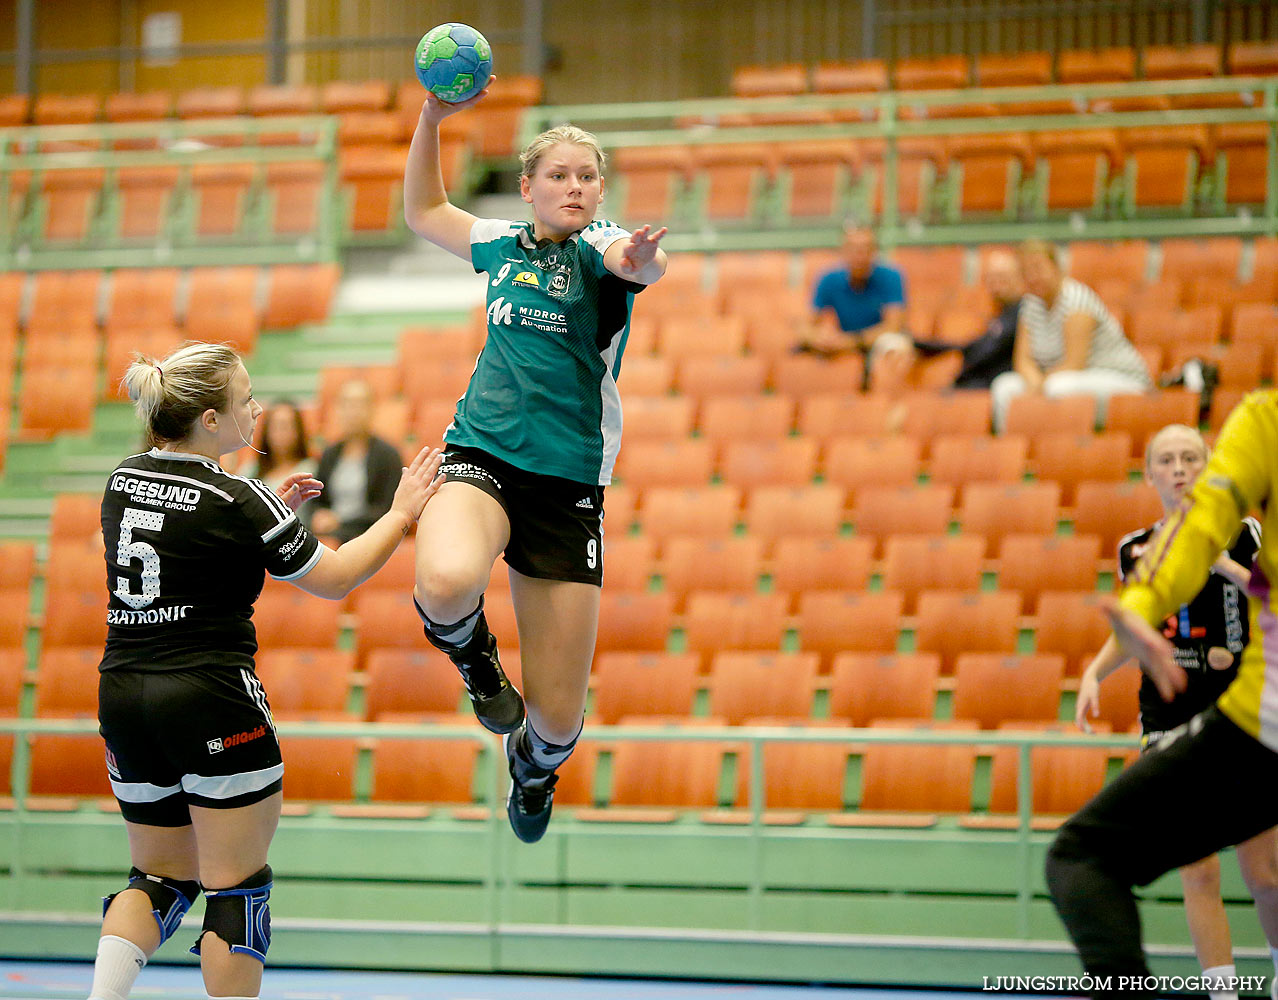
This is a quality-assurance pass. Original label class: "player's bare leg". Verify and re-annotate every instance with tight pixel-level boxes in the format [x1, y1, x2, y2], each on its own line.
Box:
[413, 482, 523, 732]
[1178, 854, 1238, 998]
[189, 792, 281, 998]
[502, 571, 599, 842]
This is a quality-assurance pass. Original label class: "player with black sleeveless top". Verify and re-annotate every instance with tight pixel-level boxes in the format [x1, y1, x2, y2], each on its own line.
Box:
[89, 342, 441, 1000]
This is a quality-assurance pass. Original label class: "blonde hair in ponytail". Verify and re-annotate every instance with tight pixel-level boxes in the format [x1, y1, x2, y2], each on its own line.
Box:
[121, 342, 242, 448]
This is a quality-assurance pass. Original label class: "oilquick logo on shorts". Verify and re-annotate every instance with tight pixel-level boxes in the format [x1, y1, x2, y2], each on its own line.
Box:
[512, 271, 541, 288]
[208, 725, 268, 754]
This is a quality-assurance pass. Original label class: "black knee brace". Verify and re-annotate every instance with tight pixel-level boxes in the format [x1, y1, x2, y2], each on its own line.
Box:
[190, 864, 272, 963]
[104, 867, 202, 946]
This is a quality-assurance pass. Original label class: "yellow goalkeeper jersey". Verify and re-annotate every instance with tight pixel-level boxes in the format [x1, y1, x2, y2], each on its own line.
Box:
[1119, 390, 1278, 750]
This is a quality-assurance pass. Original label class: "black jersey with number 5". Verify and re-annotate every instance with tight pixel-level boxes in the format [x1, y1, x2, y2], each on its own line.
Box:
[99, 449, 322, 673]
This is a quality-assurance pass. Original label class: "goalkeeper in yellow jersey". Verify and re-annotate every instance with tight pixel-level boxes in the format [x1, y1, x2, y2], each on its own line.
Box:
[1047, 390, 1278, 999]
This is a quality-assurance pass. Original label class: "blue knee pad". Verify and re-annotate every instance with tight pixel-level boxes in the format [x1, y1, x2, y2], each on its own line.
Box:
[191, 864, 272, 963]
[104, 867, 202, 946]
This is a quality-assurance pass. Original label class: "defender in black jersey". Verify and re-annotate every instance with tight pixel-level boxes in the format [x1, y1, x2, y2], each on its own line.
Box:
[1073, 424, 1273, 998]
[87, 343, 441, 1000]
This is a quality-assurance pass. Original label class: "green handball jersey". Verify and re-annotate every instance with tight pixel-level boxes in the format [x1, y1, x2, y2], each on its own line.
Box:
[445, 217, 644, 486]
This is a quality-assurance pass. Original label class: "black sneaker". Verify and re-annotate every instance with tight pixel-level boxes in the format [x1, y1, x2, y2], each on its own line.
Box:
[452, 632, 525, 735]
[505, 730, 557, 844]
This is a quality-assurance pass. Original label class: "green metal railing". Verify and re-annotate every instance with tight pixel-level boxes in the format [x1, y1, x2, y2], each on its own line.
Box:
[0, 115, 341, 269]
[0, 715, 1138, 943]
[526, 75, 1278, 251]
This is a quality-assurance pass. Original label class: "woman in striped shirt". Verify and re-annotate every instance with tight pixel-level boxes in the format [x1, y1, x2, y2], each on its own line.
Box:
[991, 239, 1150, 432]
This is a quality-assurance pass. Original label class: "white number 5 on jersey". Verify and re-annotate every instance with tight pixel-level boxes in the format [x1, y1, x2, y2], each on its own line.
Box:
[115, 507, 165, 609]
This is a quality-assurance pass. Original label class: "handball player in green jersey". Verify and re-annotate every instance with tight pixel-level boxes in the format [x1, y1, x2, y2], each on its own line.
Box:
[403, 79, 667, 842]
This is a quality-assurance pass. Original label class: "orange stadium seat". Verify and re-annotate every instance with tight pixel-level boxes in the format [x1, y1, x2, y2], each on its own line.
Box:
[1214, 124, 1268, 207]
[602, 484, 636, 538]
[796, 393, 900, 440]
[851, 484, 955, 557]
[776, 140, 859, 220]
[617, 355, 673, 395]
[797, 590, 905, 664]
[591, 652, 700, 724]
[746, 738, 851, 816]
[184, 267, 259, 353]
[41, 589, 107, 649]
[264, 161, 325, 235]
[1058, 47, 1136, 84]
[1104, 391, 1200, 456]
[44, 542, 103, 593]
[1211, 341, 1269, 389]
[28, 270, 101, 334]
[613, 439, 714, 490]
[698, 395, 794, 442]
[37, 169, 105, 244]
[928, 434, 1028, 499]
[323, 80, 391, 114]
[660, 535, 763, 605]
[612, 146, 693, 223]
[176, 86, 246, 120]
[360, 544, 417, 592]
[770, 536, 873, 599]
[946, 133, 1033, 217]
[1031, 432, 1132, 505]
[996, 534, 1102, 613]
[1160, 237, 1243, 284]
[337, 110, 401, 147]
[0, 541, 36, 589]
[0, 649, 22, 715]
[1031, 130, 1118, 215]
[901, 391, 992, 453]
[958, 482, 1061, 557]
[826, 653, 940, 726]
[858, 725, 978, 817]
[106, 268, 180, 331]
[719, 438, 818, 490]
[19, 367, 96, 438]
[618, 396, 696, 440]
[189, 163, 257, 237]
[1121, 126, 1210, 213]
[263, 263, 339, 329]
[638, 486, 739, 541]
[730, 63, 808, 97]
[693, 144, 776, 224]
[50, 493, 103, 544]
[364, 649, 467, 720]
[770, 356, 864, 396]
[339, 145, 407, 233]
[1034, 591, 1119, 677]
[975, 51, 1052, 87]
[276, 734, 358, 802]
[742, 485, 845, 543]
[914, 590, 1021, 675]
[683, 592, 788, 665]
[1082, 660, 1143, 733]
[23, 333, 99, 373]
[674, 355, 767, 398]
[247, 83, 319, 117]
[986, 726, 1115, 818]
[882, 535, 985, 614]
[595, 592, 675, 653]
[29, 733, 112, 798]
[254, 585, 341, 648]
[1072, 481, 1163, 556]
[601, 535, 655, 592]
[113, 166, 179, 240]
[707, 652, 819, 725]
[105, 91, 171, 148]
[659, 314, 747, 359]
[103, 328, 182, 400]
[254, 649, 353, 716]
[369, 734, 482, 806]
[605, 733, 739, 812]
[951, 653, 1065, 729]
[1005, 394, 1097, 438]
[862, 136, 945, 220]
[1068, 239, 1148, 288]
[1230, 41, 1278, 75]
[812, 58, 888, 99]
[822, 437, 921, 501]
[0, 590, 29, 648]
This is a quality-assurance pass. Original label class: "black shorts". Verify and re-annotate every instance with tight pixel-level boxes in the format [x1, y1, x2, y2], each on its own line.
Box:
[440, 446, 605, 586]
[99, 666, 283, 826]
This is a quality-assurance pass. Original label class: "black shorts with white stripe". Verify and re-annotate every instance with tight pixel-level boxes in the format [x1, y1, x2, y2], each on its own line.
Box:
[99, 666, 284, 826]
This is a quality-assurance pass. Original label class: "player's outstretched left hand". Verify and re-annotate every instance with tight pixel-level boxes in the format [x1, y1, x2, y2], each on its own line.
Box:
[1099, 596, 1187, 703]
[276, 473, 324, 512]
[391, 446, 446, 524]
[618, 224, 668, 276]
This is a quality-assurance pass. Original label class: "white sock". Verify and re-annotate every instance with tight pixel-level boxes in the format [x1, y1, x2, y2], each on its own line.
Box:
[1203, 962, 1238, 1000]
[87, 934, 146, 1000]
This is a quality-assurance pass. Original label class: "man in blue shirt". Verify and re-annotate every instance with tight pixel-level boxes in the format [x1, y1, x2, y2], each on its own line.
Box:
[801, 225, 909, 389]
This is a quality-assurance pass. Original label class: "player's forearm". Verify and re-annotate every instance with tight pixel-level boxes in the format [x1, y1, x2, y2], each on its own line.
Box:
[1213, 556, 1253, 589]
[1082, 635, 1129, 684]
[403, 112, 450, 231]
[627, 250, 667, 286]
[328, 509, 415, 596]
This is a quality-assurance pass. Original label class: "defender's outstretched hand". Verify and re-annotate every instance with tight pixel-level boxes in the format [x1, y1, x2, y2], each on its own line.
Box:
[1099, 596, 1188, 703]
[276, 474, 324, 512]
[391, 446, 446, 524]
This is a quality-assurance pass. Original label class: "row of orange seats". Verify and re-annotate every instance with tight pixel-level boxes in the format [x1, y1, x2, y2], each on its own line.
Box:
[0, 718, 1134, 822]
[728, 44, 1278, 105]
[16, 644, 1134, 734]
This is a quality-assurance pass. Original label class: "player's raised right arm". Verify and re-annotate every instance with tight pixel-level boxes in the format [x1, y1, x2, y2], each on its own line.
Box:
[403, 91, 488, 260]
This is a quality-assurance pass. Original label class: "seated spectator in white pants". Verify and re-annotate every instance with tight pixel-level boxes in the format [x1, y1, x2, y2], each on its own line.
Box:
[992, 240, 1151, 432]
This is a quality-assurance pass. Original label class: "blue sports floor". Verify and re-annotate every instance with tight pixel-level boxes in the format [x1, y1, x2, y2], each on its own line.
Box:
[0, 962, 1031, 999]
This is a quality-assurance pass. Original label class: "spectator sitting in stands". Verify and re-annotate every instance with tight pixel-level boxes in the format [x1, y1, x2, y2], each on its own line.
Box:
[991, 239, 1151, 433]
[251, 399, 315, 494]
[800, 223, 911, 391]
[945, 249, 1025, 391]
[309, 379, 401, 543]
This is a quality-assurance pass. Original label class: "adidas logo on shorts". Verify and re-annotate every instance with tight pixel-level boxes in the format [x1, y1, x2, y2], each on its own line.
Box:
[576, 498, 593, 509]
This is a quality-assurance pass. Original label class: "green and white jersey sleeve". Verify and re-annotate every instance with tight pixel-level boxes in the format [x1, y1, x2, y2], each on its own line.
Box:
[442, 217, 643, 486]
